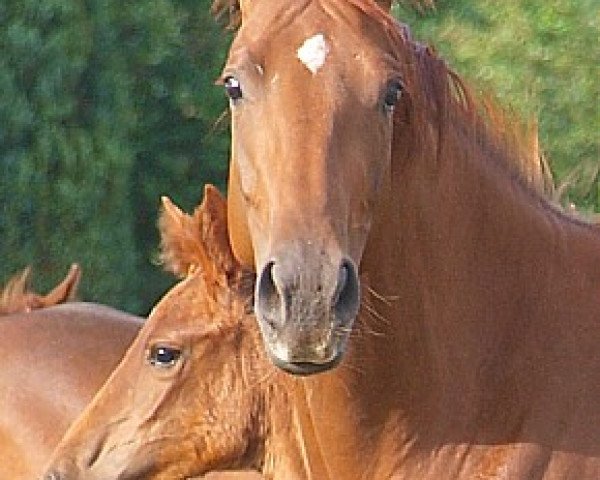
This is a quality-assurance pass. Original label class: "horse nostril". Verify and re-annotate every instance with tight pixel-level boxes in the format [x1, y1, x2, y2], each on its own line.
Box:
[256, 261, 281, 328]
[333, 259, 360, 324]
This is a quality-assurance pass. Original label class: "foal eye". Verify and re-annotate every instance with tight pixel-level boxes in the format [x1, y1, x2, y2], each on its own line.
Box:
[148, 344, 182, 368]
[383, 79, 404, 111]
[224, 76, 243, 102]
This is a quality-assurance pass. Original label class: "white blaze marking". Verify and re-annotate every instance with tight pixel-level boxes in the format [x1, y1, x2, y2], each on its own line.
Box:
[297, 33, 329, 74]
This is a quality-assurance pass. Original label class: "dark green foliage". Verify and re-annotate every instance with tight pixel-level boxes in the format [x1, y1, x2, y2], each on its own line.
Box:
[0, 0, 230, 313]
[0, 1, 597, 314]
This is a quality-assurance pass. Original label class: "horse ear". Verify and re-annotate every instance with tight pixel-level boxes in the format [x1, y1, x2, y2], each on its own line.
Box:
[159, 196, 210, 278]
[195, 184, 241, 282]
[40, 263, 81, 307]
[0, 267, 32, 313]
[159, 187, 241, 283]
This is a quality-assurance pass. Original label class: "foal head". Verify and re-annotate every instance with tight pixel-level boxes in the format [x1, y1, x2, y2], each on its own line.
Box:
[43, 186, 264, 479]
[220, 0, 405, 373]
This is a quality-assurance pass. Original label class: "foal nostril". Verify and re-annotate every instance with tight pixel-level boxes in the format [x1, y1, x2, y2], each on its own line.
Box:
[333, 258, 360, 324]
[256, 260, 281, 328]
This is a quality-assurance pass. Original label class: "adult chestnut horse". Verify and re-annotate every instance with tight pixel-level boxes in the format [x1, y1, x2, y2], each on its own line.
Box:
[215, 0, 600, 476]
[44, 184, 599, 479]
[214, 0, 571, 376]
[43, 186, 264, 479]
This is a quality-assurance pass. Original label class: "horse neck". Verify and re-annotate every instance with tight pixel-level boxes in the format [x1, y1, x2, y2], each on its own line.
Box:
[365, 105, 600, 386]
[292, 105, 600, 477]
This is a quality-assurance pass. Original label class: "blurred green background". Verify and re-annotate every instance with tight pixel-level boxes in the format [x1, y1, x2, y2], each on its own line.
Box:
[1, 0, 598, 315]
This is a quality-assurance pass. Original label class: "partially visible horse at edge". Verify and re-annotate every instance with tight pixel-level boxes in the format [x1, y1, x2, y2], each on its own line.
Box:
[0, 302, 142, 480]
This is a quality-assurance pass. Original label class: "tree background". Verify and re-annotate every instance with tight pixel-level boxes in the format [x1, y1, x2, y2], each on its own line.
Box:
[1, 0, 598, 315]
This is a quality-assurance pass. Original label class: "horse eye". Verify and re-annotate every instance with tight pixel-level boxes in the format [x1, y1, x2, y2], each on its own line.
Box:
[148, 344, 182, 368]
[383, 79, 404, 111]
[224, 76, 243, 101]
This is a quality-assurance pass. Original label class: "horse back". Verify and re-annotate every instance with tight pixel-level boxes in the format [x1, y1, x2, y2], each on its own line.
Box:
[0, 302, 141, 480]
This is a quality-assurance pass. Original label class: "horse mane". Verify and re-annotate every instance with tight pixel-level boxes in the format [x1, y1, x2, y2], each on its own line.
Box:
[395, 34, 555, 199]
[0, 264, 81, 315]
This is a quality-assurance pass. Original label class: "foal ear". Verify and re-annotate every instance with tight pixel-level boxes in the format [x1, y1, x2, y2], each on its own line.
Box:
[195, 184, 240, 281]
[40, 263, 81, 307]
[159, 196, 210, 278]
[159, 186, 240, 281]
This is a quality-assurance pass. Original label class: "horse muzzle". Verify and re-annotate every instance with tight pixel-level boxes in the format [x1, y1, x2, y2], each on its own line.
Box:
[254, 243, 360, 374]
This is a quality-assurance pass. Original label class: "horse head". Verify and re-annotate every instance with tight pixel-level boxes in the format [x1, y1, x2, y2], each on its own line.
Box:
[221, 0, 406, 373]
